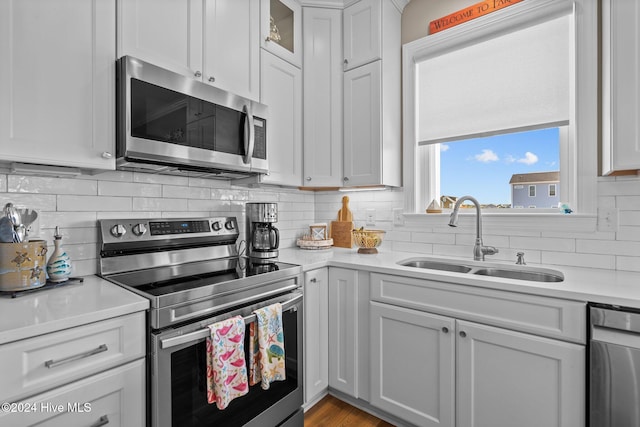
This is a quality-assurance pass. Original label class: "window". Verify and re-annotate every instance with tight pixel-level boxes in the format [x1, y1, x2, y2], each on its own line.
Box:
[402, 0, 598, 227]
[549, 184, 557, 197]
[529, 185, 536, 197]
[440, 127, 560, 208]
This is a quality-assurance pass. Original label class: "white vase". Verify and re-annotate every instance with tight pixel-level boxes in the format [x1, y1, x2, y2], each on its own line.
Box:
[46, 226, 72, 282]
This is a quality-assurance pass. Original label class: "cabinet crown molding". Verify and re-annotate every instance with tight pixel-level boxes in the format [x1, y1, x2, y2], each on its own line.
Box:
[300, 0, 409, 12]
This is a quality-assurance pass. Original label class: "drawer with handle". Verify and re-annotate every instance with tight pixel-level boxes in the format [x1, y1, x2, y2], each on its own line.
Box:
[0, 312, 145, 402]
[0, 359, 145, 426]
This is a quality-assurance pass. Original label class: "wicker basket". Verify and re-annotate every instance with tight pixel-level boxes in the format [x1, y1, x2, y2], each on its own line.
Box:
[351, 229, 385, 254]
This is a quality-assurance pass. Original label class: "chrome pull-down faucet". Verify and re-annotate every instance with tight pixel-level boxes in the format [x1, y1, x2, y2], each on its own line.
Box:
[448, 195, 499, 261]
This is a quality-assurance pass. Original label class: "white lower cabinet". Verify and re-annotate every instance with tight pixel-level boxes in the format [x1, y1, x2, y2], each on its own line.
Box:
[304, 268, 329, 405]
[0, 311, 146, 426]
[0, 359, 145, 427]
[370, 301, 454, 426]
[327, 267, 370, 401]
[367, 272, 586, 427]
[456, 320, 585, 427]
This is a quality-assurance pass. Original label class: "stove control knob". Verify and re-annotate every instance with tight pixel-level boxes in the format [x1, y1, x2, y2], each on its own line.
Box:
[132, 223, 147, 236]
[224, 220, 235, 230]
[211, 221, 222, 231]
[110, 224, 127, 238]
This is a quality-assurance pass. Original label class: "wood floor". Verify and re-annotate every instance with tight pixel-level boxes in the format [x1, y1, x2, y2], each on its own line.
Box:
[304, 395, 395, 427]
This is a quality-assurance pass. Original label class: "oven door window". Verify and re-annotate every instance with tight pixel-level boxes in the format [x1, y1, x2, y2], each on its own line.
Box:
[167, 308, 300, 426]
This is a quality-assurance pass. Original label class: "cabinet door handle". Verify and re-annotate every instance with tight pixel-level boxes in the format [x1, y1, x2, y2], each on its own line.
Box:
[90, 415, 109, 427]
[101, 151, 112, 159]
[208, 76, 215, 83]
[194, 70, 202, 78]
[309, 278, 317, 283]
[344, 59, 348, 66]
[306, 176, 312, 181]
[459, 331, 467, 338]
[44, 344, 108, 369]
[442, 327, 449, 333]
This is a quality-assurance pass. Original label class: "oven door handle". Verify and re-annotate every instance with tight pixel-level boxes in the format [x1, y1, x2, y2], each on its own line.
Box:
[160, 293, 303, 349]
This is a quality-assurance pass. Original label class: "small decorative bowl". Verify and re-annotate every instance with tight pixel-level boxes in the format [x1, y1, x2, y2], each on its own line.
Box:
[352, 229, 385, 254]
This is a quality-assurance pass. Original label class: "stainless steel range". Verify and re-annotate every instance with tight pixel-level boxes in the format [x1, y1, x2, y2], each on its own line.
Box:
[98, 217, 303, 427]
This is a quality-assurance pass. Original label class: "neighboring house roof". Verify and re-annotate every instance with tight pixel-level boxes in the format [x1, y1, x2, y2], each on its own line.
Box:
[509, 171, 560, 185]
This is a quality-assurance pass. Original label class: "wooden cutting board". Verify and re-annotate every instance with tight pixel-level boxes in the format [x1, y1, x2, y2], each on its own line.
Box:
[331, 196, 353, 248]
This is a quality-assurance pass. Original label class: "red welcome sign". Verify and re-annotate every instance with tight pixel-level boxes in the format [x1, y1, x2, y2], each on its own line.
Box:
[429, 0, 524, 34]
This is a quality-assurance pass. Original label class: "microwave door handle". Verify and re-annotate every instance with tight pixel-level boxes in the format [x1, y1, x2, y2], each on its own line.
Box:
[242, 105, 255, 164]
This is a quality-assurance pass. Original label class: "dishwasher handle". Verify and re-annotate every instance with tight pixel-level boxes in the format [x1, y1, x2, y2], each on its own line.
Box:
[591, 306, 640, 334]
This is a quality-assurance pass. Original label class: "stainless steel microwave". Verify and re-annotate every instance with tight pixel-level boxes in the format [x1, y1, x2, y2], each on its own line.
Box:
[116, 56, 268, 178]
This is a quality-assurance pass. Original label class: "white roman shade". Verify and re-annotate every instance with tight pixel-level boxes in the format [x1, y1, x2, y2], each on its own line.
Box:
[417, 13, 571, 144]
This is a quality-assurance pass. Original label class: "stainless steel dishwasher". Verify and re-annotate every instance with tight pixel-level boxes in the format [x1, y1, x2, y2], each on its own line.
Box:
[590, 304, 640, 427]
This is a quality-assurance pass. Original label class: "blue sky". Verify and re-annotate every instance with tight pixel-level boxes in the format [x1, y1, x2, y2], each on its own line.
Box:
[440, 127, 560, 205]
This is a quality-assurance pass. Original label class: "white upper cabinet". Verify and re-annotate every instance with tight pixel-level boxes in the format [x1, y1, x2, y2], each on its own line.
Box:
[602, 0, 640, 175]
[117, 0, 202, 79]
[343, 0, 381, 71]
[342, 0, 401, 188]
[260, 50, 303, 186]
[261, 0, 302, 68]
[0, 0, 116, 171]
[302, 7, 343, 187]
[118, 0, 260, 101]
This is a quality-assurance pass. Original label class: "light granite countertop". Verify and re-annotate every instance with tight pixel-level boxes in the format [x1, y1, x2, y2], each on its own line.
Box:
[0, 275, 149, 345]
[278, 247, 640, 309]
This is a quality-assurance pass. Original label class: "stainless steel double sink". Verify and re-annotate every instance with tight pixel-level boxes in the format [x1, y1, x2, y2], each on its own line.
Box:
[398, 258, 564, 283]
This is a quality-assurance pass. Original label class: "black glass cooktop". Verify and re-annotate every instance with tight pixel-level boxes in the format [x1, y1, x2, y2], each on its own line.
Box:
[105, 257, 298, 297]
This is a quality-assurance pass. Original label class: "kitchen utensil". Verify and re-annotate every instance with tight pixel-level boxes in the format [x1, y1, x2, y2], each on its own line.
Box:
[330, 196, 354, 248]
[337, 196, 353, 221]
[13, 224, 26, 243]
[352, 229, 385, 254]
[17, 208, 38, 241]
[4, 203, 21, 227]
[0, 217, 14, 243]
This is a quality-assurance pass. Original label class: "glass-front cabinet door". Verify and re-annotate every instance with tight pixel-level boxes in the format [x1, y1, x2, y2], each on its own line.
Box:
[261, 0, 302, 68]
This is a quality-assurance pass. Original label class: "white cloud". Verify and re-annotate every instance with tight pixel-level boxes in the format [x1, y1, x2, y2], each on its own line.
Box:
[440, 143, 449, 152]
[475, 149, 499, 163]
[505, 155, 516, 164]
[517, 151, 539, 165]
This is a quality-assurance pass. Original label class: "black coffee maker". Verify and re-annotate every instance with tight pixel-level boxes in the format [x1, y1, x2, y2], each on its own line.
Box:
[246, 202, 279, 260]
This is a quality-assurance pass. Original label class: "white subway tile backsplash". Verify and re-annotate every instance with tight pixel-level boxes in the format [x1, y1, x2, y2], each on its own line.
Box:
[58, 195, 132, 212]
[1, 194, 57, 211]
[98, 181, 162, 197]
[617, 256, 640, 272]
[509, 236, 575, 252]
[163, 185, 211, 200]
[91, 170, 134, 182]
[412, 231, 456, 245]
[392, 241, 434, 254]
[132, 197, 187, 212]
[618, 196, 640, 210]
[40, 212, 97, 229]
[8, 175, 97, 195]
[576, 239, 640, 256]
[0, 170, 637, 277]
[541, 251, 616, 269]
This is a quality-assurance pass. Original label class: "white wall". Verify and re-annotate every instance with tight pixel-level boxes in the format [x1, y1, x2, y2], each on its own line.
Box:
[314, 176, 640, 272]
[0, 170, 313, 277]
